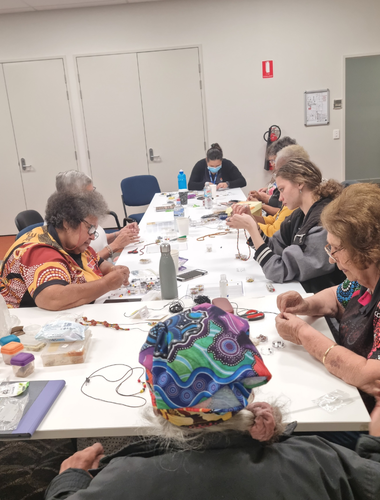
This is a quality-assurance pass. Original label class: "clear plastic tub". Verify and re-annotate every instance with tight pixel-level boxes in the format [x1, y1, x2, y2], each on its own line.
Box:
[41, 331, 91, 367]
[11, 352, 35, 377]
[21, 334, 46, 352]
[1, 341, 24, 365]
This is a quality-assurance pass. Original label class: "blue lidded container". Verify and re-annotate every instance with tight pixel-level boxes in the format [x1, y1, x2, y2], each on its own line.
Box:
[0, 334, 21, 346]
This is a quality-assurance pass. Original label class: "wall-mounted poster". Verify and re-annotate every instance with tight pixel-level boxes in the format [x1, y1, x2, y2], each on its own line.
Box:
[304, 89, 329, 126]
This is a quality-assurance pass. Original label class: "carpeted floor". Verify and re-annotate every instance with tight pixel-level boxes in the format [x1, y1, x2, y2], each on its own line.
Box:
[0, 439, 75, 500]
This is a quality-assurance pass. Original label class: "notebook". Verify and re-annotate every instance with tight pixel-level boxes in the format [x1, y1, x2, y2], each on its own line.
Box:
[0, 380, 65, 439]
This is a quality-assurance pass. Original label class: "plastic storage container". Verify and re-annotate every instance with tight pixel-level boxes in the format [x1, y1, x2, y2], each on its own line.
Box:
[1, 341, 24, 365]
[0, 334, 21, 347]
[177, 170, 187, 190]
[21, 334, 46, 352]
[41, 331, 91, 367]
[11, 352, 35, 377]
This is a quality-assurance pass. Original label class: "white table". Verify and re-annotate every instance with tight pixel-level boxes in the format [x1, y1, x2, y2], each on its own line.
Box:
[1, 189, 369, 439]
[7, 296, 370, 440]
[116, 188, 305, 299]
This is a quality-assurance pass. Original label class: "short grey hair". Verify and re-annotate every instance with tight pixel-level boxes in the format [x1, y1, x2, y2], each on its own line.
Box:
[276, 145, 310, 170]
[45, 190, 108, 229]
[56, 170, 93, 192]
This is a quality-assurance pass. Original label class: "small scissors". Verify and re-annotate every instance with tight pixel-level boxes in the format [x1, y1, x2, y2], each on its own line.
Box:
[240, 309, 265, 321]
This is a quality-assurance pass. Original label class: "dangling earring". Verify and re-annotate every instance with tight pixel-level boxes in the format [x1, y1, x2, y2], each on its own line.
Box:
[299, 189, 302, 194]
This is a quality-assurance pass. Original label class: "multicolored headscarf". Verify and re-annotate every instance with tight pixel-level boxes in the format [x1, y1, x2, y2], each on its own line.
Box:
[139, 303, 272, 428]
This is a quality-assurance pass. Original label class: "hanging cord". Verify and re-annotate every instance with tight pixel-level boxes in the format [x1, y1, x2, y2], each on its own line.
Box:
[81, 364, 147, 408]
[236, 229, 252, 261]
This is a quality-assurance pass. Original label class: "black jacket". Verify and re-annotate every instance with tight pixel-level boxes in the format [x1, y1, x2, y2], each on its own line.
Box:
[46, 432, 380, 500]
[188, 158, 246, 190]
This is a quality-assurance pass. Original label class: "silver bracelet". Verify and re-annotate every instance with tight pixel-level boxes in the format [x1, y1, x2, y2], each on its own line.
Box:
[106, 245, 113, 259]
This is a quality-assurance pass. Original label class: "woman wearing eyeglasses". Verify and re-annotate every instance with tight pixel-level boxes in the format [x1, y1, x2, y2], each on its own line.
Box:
[56, 170, 140, 262]
[276, 183, 380, 413]
[0, 190, 130, 310]
[188, 143, 246, 191]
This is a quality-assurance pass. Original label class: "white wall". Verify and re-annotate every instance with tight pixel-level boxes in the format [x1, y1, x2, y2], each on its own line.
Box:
[1, 0, 380, 196]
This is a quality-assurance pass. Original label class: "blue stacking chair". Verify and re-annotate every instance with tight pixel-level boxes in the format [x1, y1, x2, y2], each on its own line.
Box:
[121, 175, 161, 225]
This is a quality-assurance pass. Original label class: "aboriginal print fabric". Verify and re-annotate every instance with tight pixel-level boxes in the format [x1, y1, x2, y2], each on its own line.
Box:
[139, 303, 272, 427]
[0, 225, 102, 308]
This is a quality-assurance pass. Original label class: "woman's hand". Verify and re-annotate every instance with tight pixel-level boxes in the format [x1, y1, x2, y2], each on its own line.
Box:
[217, 182, 228, 190]
[112, 224, 140, 250]
[232, 204, 251, 216]
[248, 190, 260, 201]
[277, 291, 310, 314]
[275, 312, 308, 345]
[105, 265, 130, 288]
[59, 443, 104, 475]
[226, 213, 256, 232]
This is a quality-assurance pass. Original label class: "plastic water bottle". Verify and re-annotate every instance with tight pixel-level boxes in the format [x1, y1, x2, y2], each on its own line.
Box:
[178, 170, 187, 190]
[159, 243, 178, 300]
[219, 274, 228, 298]
[173, 199, 184, 218]
[204, 182, 213, 209]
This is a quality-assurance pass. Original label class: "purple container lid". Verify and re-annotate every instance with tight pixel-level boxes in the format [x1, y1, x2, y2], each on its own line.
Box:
[10, 352, 35, 366]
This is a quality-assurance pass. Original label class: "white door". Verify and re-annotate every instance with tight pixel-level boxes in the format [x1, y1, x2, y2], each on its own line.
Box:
[0, 67, 27, 235]
[138, 48, 206, 192]
[3, 59, 78, 217]
[77, 53, 148, 222]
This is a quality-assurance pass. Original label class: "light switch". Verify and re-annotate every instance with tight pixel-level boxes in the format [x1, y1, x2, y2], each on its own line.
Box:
[333, 129, 340, 140]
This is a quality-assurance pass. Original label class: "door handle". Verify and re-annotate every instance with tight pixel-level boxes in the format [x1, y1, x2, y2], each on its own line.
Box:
[149, 148, 161, 162]
[20, 158, 32, 171]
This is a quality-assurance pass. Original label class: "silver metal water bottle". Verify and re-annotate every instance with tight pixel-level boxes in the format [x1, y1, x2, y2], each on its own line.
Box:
[159, 243, 178, 300]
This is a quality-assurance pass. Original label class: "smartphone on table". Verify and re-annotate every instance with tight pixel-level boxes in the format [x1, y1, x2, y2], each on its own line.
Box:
[177, 269, 208, 282]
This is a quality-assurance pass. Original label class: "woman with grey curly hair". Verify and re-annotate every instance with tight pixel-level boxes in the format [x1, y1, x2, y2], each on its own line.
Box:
[0, 190, 130, 310]
[56, 170, 140, 262]
[228, 158, 345, 293]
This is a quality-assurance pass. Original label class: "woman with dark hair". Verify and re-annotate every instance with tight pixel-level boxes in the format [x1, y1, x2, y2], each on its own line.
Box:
[188, 143, 246, 190]
[276, 183, 380, 413]
[227, 158, 345, 293]
[0, 190, 130, 310]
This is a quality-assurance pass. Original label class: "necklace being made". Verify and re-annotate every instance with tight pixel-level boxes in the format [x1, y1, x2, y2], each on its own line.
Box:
[80, 317, 158, 330]
[81, 364, 147, 408]
[236, 229, 251, 261]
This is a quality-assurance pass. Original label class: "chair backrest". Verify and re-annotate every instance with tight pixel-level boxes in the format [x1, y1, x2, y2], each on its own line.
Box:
[15, 210, 44, 232]
[120, 175, 161, 207]
[15, 222, 44, 240]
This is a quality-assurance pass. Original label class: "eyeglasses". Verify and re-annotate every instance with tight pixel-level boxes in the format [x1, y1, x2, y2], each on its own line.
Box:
[81, 219, 99, 240]
[324, 244, 344, 262]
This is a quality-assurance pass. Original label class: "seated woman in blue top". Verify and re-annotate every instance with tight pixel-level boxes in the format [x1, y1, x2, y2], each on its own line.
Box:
[188, 143, 246, 191]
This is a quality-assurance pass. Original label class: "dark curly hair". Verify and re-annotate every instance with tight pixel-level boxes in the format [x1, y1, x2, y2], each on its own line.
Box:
[45, 190, 109, 229]
[321, 183, 380, 271]
[266, 136, 297, 159]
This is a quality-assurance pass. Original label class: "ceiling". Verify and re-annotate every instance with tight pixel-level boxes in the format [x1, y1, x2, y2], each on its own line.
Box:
[0, 0, 164, 15]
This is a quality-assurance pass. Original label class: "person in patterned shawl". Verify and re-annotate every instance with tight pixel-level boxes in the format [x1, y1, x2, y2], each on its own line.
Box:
[0, 190, 130, 310]
[46, 304, 380, 500]
[276, 183, 380, 413]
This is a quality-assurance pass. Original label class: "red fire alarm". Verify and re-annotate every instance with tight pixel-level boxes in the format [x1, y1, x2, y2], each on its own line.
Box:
[262, 60, 273, 79]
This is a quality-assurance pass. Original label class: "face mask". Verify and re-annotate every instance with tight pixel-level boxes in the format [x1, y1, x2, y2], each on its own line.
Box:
[208, 165, 222, 174]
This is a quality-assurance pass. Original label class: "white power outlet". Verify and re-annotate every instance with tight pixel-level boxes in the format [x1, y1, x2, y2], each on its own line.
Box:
[333, 129, 340, 140]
